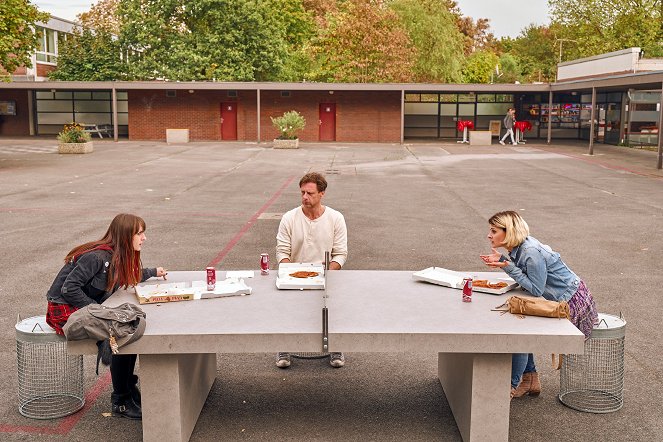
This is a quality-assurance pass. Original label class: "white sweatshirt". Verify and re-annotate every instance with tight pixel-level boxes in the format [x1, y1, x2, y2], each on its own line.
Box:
[276, 206, 348, 267]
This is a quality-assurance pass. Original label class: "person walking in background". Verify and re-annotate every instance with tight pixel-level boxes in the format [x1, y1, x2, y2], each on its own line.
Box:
[480, 210, 598, 399]
[45, 213, 167, 419]
[499, 108, 517, 145]
[275, 172, 348, 368]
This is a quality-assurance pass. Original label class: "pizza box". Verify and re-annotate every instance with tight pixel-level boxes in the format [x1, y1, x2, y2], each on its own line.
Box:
[412, 267, 517, 295]
[276, 263, 326, 290]
[135, 278, 252, 304]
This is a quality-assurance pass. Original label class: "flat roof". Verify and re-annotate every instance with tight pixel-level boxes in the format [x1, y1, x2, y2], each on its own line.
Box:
[1, 73, 660, 94]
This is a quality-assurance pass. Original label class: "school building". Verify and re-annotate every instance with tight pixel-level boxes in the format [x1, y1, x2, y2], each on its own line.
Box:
[1, 45, 662, 165]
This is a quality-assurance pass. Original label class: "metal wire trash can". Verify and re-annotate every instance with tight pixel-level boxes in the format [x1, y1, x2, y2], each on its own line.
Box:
[16, 315, 84, 419]
[559, 313, 626, 413]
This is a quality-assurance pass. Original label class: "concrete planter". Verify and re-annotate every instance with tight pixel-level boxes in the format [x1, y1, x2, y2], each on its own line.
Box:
[58, 142, 94, 154]
[273, 138, 299, 149]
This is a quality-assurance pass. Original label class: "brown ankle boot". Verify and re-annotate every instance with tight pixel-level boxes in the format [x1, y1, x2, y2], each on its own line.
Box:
[511, 372, 532, 398]
[528, 371, 541, 396]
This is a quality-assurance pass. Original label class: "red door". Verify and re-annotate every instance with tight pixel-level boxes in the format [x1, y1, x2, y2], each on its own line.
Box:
[319, 103, 336, 141]
[220, 102, 237, 140]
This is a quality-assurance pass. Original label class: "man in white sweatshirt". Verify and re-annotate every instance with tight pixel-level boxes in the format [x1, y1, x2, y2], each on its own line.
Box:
[275, 172, 348, 368]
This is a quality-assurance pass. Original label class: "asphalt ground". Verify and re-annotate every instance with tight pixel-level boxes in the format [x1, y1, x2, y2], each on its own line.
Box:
[0, 138, 661, 441]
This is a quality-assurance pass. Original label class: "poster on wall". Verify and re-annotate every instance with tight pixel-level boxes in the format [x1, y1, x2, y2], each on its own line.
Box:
[0, 101, 16, 115]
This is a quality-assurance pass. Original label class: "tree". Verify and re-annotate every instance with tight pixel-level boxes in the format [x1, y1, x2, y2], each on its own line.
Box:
[0, 0, 50, 80]
[308, 0, 416, 82]
[495, 53, 521, 84]
[117, 0, 290, 81]
[78, 0, 121, 34]
[501, 24, 559, 83]
[48, 29, 127, 81]
[461, 50, 499, 84]
[389, 0, 465, 83]
[443, 0, 497, 55]
[549, 0, 663, 59]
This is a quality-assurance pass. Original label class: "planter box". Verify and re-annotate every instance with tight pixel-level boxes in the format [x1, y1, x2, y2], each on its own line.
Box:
[273, 138, 299, 149]
[58, 142, 94, 154]
[469, 130, 492, 146]
[166, 129, 190, 144]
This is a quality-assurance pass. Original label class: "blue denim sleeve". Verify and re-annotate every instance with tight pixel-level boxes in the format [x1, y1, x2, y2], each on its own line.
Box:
[503, 248, 547, 296]
[141, 268, 157, 283]
[60, 253, 103, 307]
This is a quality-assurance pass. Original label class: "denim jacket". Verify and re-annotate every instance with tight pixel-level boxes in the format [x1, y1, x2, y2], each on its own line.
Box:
[46, 249, 156, 308]
[501, 236, 580, 302]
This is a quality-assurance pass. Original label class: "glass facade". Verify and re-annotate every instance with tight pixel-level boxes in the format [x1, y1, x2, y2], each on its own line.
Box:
[404, 93, 513, 139]
[35, 90, 129, 135]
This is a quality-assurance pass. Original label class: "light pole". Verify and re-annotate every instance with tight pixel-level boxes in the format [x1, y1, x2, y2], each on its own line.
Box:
[556, 38, 578, 63]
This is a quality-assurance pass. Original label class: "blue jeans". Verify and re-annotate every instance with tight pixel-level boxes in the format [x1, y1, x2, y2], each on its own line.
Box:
[511, 353, 536, 388]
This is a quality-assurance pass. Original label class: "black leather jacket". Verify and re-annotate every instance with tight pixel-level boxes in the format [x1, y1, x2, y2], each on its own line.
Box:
[46, 249, 156, 308]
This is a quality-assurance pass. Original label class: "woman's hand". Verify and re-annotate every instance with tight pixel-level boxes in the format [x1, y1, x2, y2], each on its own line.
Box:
[480, 248, 507, 268]
[156, 267, 168, 280]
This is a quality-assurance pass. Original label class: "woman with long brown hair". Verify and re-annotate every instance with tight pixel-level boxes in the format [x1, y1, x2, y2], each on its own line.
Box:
[45, 213, 167, 419]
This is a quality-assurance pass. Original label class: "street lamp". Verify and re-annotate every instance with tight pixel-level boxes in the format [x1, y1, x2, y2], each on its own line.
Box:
[556, 38, 578, 63]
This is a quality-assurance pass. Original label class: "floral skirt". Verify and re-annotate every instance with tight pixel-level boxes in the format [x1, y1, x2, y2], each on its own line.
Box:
[568, 280, 598, 339]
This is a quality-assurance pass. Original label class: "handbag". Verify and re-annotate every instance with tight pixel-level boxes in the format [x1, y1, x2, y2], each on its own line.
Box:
[63, 302, 146, 373]
[494, 295, 570, 319]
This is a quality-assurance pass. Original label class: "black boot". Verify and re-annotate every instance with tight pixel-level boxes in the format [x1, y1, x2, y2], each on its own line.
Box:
[129, 374, 141, 406]
[111, 393, 142, 420]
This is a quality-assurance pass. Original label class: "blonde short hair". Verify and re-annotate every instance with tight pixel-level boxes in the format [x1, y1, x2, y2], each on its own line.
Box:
[488, 211, 529, 249]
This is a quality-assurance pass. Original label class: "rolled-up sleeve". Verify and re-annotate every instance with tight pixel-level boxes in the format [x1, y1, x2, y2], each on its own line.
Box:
[331, 213, 348, 268]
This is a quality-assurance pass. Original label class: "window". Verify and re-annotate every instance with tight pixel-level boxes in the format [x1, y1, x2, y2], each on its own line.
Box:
[36, 27, 58, 64]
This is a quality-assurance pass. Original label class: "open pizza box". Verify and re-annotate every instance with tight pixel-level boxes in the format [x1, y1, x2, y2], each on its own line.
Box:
[135, 278, 252, 304]
[276, 263, 326, 290]
[412, 267, 517, 295]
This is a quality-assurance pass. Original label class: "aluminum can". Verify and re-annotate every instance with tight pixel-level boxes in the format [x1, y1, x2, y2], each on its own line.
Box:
[260, 253, 270, 275]
[206, 267, 216, 291]
[462, 277, 472, 302]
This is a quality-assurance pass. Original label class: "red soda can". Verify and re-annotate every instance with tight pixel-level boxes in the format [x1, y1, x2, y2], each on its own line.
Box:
[260, 253, 270, 275]
[206, 267, 216, 291]
[462, 277, 473, 302]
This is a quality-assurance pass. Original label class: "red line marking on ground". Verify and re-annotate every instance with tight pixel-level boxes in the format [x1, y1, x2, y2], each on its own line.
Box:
[0, 371, 111, 435]
[538, 147, 663, 180]
[207, 175, 295, 267]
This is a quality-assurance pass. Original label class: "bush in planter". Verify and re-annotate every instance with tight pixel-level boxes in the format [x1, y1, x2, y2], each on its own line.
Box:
[270, 111, 306, 140]
[57, 123, 91, 144]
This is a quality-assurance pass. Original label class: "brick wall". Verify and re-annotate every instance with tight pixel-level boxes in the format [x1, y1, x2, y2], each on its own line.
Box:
[36, 63, 56, 78]
[0, 90, 31, 136]
[261, 90, 401, 142]
[128, 89, 402, 142]
[128, 90, 257, 141]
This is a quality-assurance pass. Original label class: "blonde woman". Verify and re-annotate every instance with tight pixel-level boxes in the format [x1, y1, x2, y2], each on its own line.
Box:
[480, 210, 598, 399]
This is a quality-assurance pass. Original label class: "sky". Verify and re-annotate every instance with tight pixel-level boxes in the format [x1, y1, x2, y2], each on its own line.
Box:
[32, 0, 551, 39]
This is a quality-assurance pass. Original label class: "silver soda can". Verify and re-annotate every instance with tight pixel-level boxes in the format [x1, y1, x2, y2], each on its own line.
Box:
[260, 253, 270, 275]
[206, 267, 216, 291]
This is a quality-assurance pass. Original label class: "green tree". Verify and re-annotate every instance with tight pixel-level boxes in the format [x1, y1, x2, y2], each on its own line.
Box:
[549, 0, 663, 59]
[0, 0, 50, 81]
[495, 53, 521, 84]
[461, 50, 499, 84]
[118, 0, 290, 81]
[49, 29, 127, 81]
[309, 0, 416, 82]
[500, 24, 559, 83]
[389, 0, 465, 83]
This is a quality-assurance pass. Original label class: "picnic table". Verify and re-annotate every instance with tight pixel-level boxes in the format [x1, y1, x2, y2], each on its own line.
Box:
[81, 124, 113, 138]
[68, 270, 584, 442]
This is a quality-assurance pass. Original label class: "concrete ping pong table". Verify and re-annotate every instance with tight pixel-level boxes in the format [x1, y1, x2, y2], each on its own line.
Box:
[68, 270, 585, 442]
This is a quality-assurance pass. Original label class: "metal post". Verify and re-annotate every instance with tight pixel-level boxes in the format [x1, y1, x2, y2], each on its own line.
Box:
[589, 87, 596, 155]
[657, 82, 662, 169]
[400, 89, 405, 144]
[256, 88, 261, 144]
[547, 90, 553, 144]
[112, 86, 118, 142]
[626, 89, 634, 147]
